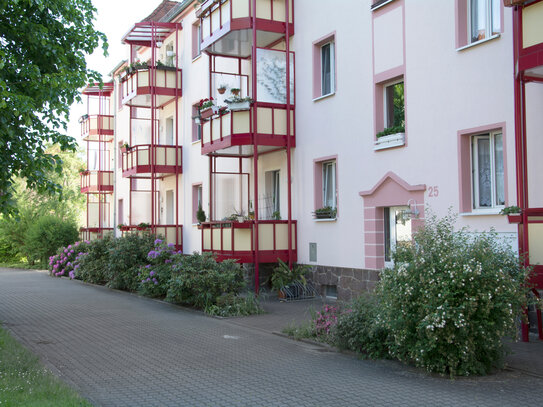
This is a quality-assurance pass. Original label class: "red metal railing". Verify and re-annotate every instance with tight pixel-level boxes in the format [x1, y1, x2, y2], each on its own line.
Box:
[79, 227, 114, 242]
[120, 66, 182, 104]
[119, 224, 183, 250]
[80, 115, 114, 140]
[122, 145, 182, 175]
[200, 219, 296, 263]
[80, 170, 114, 193]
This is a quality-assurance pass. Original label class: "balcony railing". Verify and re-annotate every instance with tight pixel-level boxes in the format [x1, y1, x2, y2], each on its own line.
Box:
[201, 104, 295, 155]
[80, 171, 114, 193]
[80, 115, 114, 142]
[121, 65, 182, 107]
[119, 225, 183, 249]
[122, 145, 182, 176]
[79, 227, 114, 242]
[201, 219, 297, 263]
[198, 0, 294, 57]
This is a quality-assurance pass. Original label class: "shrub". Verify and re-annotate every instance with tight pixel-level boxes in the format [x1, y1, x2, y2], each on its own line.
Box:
[139, 239, 177, 298]
[75, 238, 110, 284]
[377, 212, 530, 376]
[105, 233, 155, 291]
[48, 241, 89, 279]
[24, 216, 78, 265]
[205, 293, 264, 317]
[166, 252, 245, 308]
[334, 294, 389, 359]
[314, 304, 339, 339]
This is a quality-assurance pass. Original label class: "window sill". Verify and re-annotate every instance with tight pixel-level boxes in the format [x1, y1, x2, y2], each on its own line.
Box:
[371, 0, 396, 12]
[314, 218, 337, 222]
[192, 54, 202, 63]
[456, 34, 500, 52]
[312, 92, 335, 102]
[374, 132, 405, 151]
[192, 139, 201, 145]
[460, 208, 503, 216]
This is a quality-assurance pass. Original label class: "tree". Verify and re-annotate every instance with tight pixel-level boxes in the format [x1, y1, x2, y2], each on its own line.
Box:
[0, 0, 107, 215]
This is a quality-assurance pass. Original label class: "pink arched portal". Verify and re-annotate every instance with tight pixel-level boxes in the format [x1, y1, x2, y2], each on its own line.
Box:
[359, 172, 426, 270]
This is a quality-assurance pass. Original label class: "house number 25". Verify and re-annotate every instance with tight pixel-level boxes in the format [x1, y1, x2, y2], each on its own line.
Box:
[428, 186, 439, 198]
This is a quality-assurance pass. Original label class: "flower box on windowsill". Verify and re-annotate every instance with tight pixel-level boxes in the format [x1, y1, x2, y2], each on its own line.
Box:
[226, 101, 251, 111]
[374, 132, 405, 151]
[200, 107, 215, 120]
[507, 214, 522, 224]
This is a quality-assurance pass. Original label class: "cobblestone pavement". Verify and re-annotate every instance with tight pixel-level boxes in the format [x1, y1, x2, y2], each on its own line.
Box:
[0, 269, 542, 407]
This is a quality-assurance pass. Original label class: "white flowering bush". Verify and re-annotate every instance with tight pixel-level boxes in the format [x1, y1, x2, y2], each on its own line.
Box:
[377, 212, 530, 376]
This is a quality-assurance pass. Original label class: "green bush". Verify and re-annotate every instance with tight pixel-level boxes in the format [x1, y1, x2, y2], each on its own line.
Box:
[106, 233, 155, 291]
[205, 293, 264, 317]
[166, 252, 245, 308]
[75, 237, 111, 284]
[23, 216, 78, 265]
[48, 241, 89, 278]
[377, 212, 529, 376]
[334, 294, 389, 359]
[139, 239, 177, 298]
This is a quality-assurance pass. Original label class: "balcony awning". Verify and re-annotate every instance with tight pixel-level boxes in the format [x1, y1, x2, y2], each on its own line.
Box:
[82, 82, 114, 97]
[122, 22, 182, 47]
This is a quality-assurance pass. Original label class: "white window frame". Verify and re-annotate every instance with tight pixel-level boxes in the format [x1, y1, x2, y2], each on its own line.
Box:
[383, 79, 404, 130]
[468, 0, 501, 45]
[471, 131, 504, 210]
[322, 161, 337, 210]
[320, 41, 335, 97]
[272, 170, 280, 215]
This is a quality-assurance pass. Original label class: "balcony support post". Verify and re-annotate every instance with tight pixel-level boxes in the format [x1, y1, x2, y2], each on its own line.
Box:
[251, 0, 260, 294]
[285, 0, 293, 269]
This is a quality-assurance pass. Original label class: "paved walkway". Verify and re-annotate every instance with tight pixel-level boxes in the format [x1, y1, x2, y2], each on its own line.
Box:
[0, 269, 542, 407]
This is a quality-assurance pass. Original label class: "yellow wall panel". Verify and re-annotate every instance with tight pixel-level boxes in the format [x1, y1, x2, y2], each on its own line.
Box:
[523, 2, 543, 49]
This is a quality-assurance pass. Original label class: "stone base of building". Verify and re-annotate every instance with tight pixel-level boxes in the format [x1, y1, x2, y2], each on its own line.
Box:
[309, 265, 380, 302]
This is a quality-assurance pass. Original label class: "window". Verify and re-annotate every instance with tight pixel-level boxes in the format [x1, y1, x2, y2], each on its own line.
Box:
[192, 22, 201, 60]
[384, 206, 412, 266]
[469, 0, 501, 43]
[384, 80, 404, 131]
[272, 170, 280, 216]
[192, 184, 203, 224]
[165, 43, 175, 67]
[314, 156, 338, 219]
[472, 132, 504, 209]
[312, 33, 336, 99]
[321, 42, 335, 96]
[192, 104, 202, 142]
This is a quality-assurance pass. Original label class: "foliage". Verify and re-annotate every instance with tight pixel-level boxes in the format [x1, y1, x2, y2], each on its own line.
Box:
[48, 241, 88, 279]
[196, 204, 206, 223]
[500, 205, 522, 215]
[166, 252, 245, 309]
[23, 215, 78, 265]
[334, 294, 390, 359]
[105, 233, 155, 291]
[198, 97, 215, 110]
[74, 237, 111, 285]
[0, 326, 93, 406]
[270, 259, 309, 291]
[282, 320, 317, 341]
[314, 304, 339, 339]
[0, 0, 107, 215]
[377, 212, 530, 376]
[376, 125, 405, 139]
[139, 239, 177, 298]
[205, 293, 264, 317]
[314, 206, 337, 219]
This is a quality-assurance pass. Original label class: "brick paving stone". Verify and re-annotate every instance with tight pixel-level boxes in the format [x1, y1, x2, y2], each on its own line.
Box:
[0, 269, 542, 407]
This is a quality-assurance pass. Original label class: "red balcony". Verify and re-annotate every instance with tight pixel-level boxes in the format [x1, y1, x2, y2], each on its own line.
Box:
[120, 65, 182, 108]
[80, 115, 114, 142]
[119, 225, 183, 249]
[122, 145, 182, 177]
[200, 220, 297, 263]
[201, 103, 295, 156]
[198, 0, 294, 57]
[80, 171, 114, 194]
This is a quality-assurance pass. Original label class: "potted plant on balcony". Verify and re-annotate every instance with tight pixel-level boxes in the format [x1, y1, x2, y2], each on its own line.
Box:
[137, 222, 151, 231]
[270, 259, 309, 300]
[217, 84, 227, 95]
[500, 205, 522, 224]
[120, 142, 130, 153]
[79, 168, 89, 176]
[230, 87, 240, 96]
[225, 96, 253, 111]
[117, 224, 130, 232]
[199, 97, 217, 120]
[314, 206, 337, 219]
[196, 204, 206, 224]
[78, 114, 89, 124]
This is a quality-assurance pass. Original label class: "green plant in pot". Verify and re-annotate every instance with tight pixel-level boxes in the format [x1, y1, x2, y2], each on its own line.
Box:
[270, 259, 309, 298]
[196, 204, 206, 224]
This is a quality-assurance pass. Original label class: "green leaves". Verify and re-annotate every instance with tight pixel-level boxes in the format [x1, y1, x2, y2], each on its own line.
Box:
[0, 0, 107, 215]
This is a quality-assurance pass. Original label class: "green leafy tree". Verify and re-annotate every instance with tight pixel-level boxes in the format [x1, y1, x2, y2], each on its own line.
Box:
[0, 0, 107, 215]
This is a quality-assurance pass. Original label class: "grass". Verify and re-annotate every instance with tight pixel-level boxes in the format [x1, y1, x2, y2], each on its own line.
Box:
[0, 325, 92, 406]
[0, 260, 44, 270]
[282, 320, 316, 341]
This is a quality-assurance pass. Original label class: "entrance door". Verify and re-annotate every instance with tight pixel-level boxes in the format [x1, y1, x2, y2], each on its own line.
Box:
[384, 206, 412, 267]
